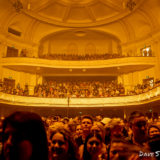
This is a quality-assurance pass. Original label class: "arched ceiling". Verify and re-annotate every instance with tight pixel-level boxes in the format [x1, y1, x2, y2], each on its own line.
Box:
[0, 0, 159, 44]
[40, 29, 120, 43]
[20, 0, 144, 27]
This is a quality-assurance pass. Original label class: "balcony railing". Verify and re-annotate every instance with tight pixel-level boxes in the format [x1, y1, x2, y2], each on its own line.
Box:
[0, 56, 155, 69]
[0, 85, 160, 107]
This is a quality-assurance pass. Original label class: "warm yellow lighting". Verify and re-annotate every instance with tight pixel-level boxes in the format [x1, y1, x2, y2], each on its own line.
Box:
[146, 47, 149, 52]
[27, 3, 31, 10]
[75, 31, 86, 37]
[11, 0, 23, 12]
[36, 67, 40, 71]
[82, 69, 86, 72]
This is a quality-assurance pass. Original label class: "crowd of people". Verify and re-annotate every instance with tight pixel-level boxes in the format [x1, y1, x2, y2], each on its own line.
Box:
[34, 81, 125, 98]
[0, 110, 160, 160]
[127, 79, 160, 96]
[5, 45, 153, 60]
[1, 79, 160, 98]
[39, 53, 123, 61]
[19, 51, 152, 61]
[0, 83, 29, 96]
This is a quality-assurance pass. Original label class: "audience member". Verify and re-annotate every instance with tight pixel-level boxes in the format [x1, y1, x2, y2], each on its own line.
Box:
[1, 78, 160, 99]
[75, 124, 83, 140]
[109, 138, 153, 160]
[83, 133, 106, 160]
[2, 111, 49, 160]
[75, 115, 93, 147]
[128, 111, 148, 147]
[1, 110, 160, 160]
[49, 125, 78, 160]
[148, 125, 160, 139]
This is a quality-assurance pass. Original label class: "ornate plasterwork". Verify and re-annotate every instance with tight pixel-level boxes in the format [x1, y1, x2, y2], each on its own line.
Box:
[17, 0, 145, 27]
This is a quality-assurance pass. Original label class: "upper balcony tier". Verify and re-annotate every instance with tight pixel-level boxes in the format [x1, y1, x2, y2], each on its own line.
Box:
[0, 57, 155, 75]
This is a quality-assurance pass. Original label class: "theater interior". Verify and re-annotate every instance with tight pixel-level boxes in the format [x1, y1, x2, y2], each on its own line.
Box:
[0, 0, 160, 119]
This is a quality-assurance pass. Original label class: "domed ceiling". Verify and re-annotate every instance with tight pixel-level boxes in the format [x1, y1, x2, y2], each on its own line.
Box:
[1, 0, 159, 44]
[19, 0, 144, 27]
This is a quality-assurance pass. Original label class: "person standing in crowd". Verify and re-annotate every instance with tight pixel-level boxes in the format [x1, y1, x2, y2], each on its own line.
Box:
[75, 115, 93, 160]
[109, 138, 154, 160]
[82, 133, 107, 160]
[2, 111, 49, 160]
[148, 125, 160, 139]
[90, 122, 105, 142]
[148, 125, 160, 160]
[75, 115, 93, 147]
[74, 124, 83, 140]
[49, 126, 78, 160]
[0, 118, 3, 159]
[128, 111, 148, 147]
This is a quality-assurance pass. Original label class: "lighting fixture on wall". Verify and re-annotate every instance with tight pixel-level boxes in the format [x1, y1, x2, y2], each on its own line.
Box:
[126, 0, 136, 11]
[82, 69, 86, 72]
[27, 3, 31, 10]
[69, 69, 73, 72]
[12, 0, 23, 12]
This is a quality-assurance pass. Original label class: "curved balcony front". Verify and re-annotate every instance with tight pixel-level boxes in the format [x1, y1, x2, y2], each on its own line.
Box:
[0, 57, 155, 76]
[0, 57, 155, 68]
[0, 86, 160, 107]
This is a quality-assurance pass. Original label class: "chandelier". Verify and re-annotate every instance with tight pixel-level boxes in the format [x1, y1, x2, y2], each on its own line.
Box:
[126, 0, 136, 11]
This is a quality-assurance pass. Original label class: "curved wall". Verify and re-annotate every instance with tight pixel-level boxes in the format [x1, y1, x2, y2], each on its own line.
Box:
[39, 30, 121, 57]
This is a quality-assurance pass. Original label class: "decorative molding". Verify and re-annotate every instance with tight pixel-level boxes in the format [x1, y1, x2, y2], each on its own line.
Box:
[1, 57, 155, 69]
[0, 32, 38, 48]
[22, 0, 144, 27]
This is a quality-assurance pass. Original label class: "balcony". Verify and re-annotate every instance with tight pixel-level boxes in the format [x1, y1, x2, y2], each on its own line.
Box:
[0, 57, 155, 76]
[0, 85, 160, 107]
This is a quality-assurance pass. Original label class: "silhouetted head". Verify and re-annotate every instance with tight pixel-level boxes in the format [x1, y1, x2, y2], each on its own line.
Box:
[2, 111, 48, 160]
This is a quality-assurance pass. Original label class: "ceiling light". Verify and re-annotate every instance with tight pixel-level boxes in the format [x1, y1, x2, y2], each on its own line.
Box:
[75, 31, 86, 37]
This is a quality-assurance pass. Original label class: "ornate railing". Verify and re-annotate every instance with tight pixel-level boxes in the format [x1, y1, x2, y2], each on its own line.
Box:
[0, 86, 160, 107]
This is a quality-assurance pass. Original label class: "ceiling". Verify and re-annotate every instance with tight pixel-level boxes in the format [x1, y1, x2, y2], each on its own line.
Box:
[40, 29, 120, 42]
[20, 0, 144, 27]
[0, 0, 159, 44]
